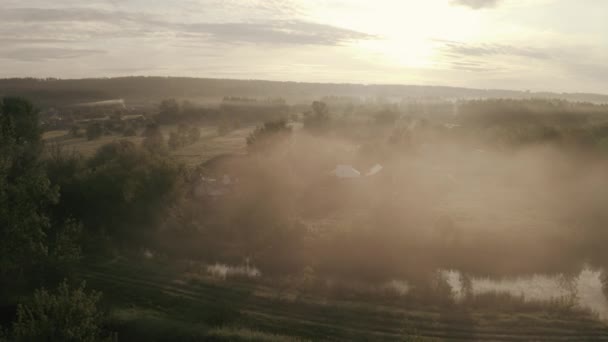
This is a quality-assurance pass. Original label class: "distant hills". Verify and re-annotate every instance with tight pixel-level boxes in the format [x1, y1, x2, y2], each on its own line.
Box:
[1, 76, 607, 107]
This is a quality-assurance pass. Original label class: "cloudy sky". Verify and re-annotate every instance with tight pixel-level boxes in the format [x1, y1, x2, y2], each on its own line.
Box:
[1, 0, 607, 93]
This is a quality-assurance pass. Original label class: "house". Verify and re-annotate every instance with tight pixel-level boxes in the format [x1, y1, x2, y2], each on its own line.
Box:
[332, 165, 361, 179]
[193, 174, 235, 198]
[366, 164, 383, 176]
[120, 114, 146, 123]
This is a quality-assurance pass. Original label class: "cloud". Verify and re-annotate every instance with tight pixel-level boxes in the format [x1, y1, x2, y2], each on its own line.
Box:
[438, 40, 551, 60]
[0, 47, 104, 61]
[433, 39, 551, 73]
[0, 7, 375, 47]
[0, 7, 134, 23]
[176, 20, 377, 46]
[450, 0, 502, 9]
[448, 60, 502, 72]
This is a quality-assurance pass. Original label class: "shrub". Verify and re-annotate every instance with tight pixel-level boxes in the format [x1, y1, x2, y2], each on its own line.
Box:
[49, 140, 183, 244]
[303, 101, 330, 132]
[69, 125, 82, 138]
[85, 123, 103, 140]
[168, 131, 181, 150]
[187, 126, 201, 143]
[12, 280, 105, 342]
[246, 120, 291, 153]
[141, 123, 165, 153]
[123, 126, 136, 137]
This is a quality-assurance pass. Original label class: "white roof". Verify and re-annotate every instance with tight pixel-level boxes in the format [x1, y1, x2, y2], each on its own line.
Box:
[366, 164, 383, 176]
[332, 165, 361, 179]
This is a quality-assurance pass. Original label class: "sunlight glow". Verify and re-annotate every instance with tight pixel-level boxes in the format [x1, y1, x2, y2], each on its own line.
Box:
[304, 0, 483, 69]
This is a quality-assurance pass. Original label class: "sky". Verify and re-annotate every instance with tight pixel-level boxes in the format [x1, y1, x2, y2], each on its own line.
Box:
[1, 0, 607, 93]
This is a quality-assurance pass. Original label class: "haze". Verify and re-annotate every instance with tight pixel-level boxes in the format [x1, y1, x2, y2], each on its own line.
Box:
[4, 1, 608, 341]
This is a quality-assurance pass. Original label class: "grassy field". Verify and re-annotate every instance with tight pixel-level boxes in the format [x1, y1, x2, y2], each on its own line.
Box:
[42, 125, 255, 165]
[77, 257, 608, 341]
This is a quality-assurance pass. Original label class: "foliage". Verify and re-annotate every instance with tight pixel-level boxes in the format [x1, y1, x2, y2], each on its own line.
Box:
[158, 98, 180, 124]
[246, 120, 292, 153]
[168, 131, 182, 150]
[122, 125, 136, 137]
[141, 123, 165, 153]
[218, 120, 240, 135]
[187, 126, 201, 143]
[47, 140, 183, 244]
[85, 123, 103, 140]
[374, 108, 399, 125]
[0, 97, 59, 289]
[303, 101, 330, 132]
[12, 280, 105, 342]
[69, 125, 82, 138]
[168, 124, 200, 150]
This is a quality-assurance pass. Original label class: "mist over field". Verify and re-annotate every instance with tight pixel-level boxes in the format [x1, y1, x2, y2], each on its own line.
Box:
[2, 0, 608, 341]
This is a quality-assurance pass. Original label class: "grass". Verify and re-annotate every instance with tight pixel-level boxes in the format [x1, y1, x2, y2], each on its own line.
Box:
[171, 126, 253, 166]
[42, 124, 255, 165]
[76, 257, 608, 341]
[206, 326, 308, 341]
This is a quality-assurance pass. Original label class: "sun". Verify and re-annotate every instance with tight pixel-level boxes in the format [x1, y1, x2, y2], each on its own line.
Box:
[305, 0, 484, 69]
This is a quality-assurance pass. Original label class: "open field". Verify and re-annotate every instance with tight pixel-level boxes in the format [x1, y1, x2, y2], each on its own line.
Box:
[76, 257, 608, 341]
[42, 125, 255, 165]
[171, 127, 254, 166]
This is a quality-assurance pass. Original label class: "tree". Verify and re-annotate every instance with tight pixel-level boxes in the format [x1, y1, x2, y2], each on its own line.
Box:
[85, 122, 103, 140]
[142, 123, 165, 153]
[158, 98, 180, 124]
[49, 140, 183, 244]
[303, 101, 330, 132]
[246, 120, 292, 153]
[122, 125, 136, 137]
[69, 125, 81, 138]
[0, 97, 59, 292]
[168, 131, 181, 150]
[187, 126, 201, 143]
[12, 280, 105, 342]
[374, 108, 399, 125]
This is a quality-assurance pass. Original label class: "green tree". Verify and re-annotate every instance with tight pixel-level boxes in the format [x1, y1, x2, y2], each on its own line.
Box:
[69, 125, 81, 138]
[168, 131, 181, 150]
[246, 120, 292, 153]
[187, 126, 201, 143]
[85, 122, 103, 140]
[12, 280, 105, 342]
[0, 97, 60, 293]
[158, 98, 180, 124]
[142, 123, 165, 153]
[122, 125, 136, 137]
[303, 101, 330, 132]
[49, 140, 183, 244]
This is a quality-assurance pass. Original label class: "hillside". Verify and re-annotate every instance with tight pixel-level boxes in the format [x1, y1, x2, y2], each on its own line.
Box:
[2, 77, 608, 108]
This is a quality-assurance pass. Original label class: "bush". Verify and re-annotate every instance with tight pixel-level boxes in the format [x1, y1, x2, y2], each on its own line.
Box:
[12, 280, 105, 342]
[246, 120, 291, 153]
[303, 101, 330, 132]
[218, 120, 233, 136]
[168, 131, 182, 150]
[141, 123, 165, 153]
[0, 97, 64, 291]
[123, 126, 136, 137]
[69, 125, 82, 138]
[85, 123, 103, 141]
[187, 126, 201, 143]
[48, 140, 183, 244]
